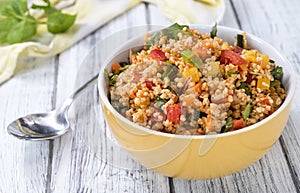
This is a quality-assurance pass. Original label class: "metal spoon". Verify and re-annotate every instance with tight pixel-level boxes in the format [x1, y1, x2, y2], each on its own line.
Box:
[7, 74, 98, 140]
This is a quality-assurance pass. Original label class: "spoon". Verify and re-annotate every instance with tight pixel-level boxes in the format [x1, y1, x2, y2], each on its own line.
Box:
[7, 74, 98, 140]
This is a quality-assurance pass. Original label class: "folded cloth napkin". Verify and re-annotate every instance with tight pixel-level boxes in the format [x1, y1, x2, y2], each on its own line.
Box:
[0, 0, 224, 84]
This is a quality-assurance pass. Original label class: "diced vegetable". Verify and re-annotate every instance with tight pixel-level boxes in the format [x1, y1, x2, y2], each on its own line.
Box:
[270, 80, 280, 87]
[243, 103, 252, 122]
[149, 49, 167, 61]
[226, 71, 238, 76]
[161, 23, 190, 40]
[231, 119, 245, 130]
[206, 61, 220, 77]
[146, 23, 190, 47]
[243, 50, 257, 63]
[146, 32, 160, 48]
[111, 62, 121, 73]
[221, 117, 232, 133]
[145, 80, 155, 90]
[193, 82, 202, 93]
[155, 94, 167, 109]
[166, 103, 182, 124]
[271, 66, 283, 81]
[183, 67, 200, 82]
[233, 46, 243, 54]
[220, 50, 247, 68]
[236, 34, 244, 48]
[210, 23, 217, 38]
[238, 82, 251, 96]
[181, 49, 203, 71]
[260, 54, 269, 69]
[181, 77, 191, 94]
[163, 64, 178, 79]
[257, 77, 270, 90]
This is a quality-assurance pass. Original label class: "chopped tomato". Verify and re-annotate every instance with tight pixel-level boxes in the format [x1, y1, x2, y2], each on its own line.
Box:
[145, 80, 155, 90]
[220, 50, 247, 66]
[149, 49, 167, 62]
[111, 62, 121, 73]
[166, 103, 182, 124]
[262, 97, 271, 106]
[231, 119, 244, 130]
[233, 46, 243, 54]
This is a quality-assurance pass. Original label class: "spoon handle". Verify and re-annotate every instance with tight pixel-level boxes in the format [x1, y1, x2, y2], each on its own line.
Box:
[59, 74, 99, 112]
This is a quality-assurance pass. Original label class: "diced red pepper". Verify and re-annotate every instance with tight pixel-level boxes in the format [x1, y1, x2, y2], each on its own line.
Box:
[220, 50, 247, 66]
[145, 80, 155, 90]
[149, 49, 167, 62]
[233, 46, 243, 54]
[166, 103, 182, 124]
[231, 119, 245, 130]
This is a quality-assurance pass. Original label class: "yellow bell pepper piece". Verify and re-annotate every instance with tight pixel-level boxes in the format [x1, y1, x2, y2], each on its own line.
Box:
[257, 77, 270, 90]
[183, 67, 200, 82]
[260, 54, 269, 69]
[244, 50, 257, 63]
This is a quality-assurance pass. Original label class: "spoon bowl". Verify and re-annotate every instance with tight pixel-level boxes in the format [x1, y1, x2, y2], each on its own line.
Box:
[7, 111, 70, 140]
[7, 75, 98, 140]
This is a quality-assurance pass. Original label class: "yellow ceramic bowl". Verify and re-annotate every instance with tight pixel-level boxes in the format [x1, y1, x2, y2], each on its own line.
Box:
[98, 25, 296, 180]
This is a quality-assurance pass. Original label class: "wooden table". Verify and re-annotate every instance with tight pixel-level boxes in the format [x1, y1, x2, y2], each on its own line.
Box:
[1, 0, 300, 192]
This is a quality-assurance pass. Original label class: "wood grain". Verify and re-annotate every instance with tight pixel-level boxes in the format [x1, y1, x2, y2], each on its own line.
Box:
[0, 57, 56, 193]
[1, 0, 300, 192]
[49, 4, 170, 193]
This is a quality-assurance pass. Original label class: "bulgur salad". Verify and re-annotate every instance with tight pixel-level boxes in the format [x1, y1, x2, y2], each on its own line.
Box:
[105, 23, 286, 135]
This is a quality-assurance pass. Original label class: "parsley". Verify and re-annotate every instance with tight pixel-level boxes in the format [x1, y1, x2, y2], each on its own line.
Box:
[210, 23, 217, 38]
[221, 117, 232, 133]
[0, 0, 76, 44]
[238, 82, 251, 96]
[146, 23, 190, 47]
[243, 103, 252, 122]
[271, 66, 283, 82]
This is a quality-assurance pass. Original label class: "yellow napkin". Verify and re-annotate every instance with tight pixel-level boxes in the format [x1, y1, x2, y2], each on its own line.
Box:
[0, 0, 224, 84]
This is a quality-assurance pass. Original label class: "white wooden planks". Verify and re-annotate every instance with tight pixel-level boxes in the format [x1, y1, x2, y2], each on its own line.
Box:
[0, 57, 56, 192]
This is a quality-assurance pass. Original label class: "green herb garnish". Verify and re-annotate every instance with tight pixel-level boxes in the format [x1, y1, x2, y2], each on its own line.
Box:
[243, 103, 252, 122]
[271, 66, 283, 81]
[146, 23, 190, 47]
[249, 71, 267, 77]
[226, 71, 238, 76]
[210, 23, 217, 38]
[162, 64, 178, 79]
[180, 49, 203, 71]
[221, 117, 232, 133]
[155, 95, 167, 108]
[238, 82, 251, 96]
[0, 0, 76, 44]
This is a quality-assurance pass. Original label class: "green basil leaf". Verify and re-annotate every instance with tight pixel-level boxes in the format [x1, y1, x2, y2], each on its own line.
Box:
[47, 11, 76, 33]
[0, 17, 18, 43]
[7, 18, 36, 43]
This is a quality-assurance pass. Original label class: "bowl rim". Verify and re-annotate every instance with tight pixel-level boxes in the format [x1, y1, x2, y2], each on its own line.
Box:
[98, 24, 296, 140]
